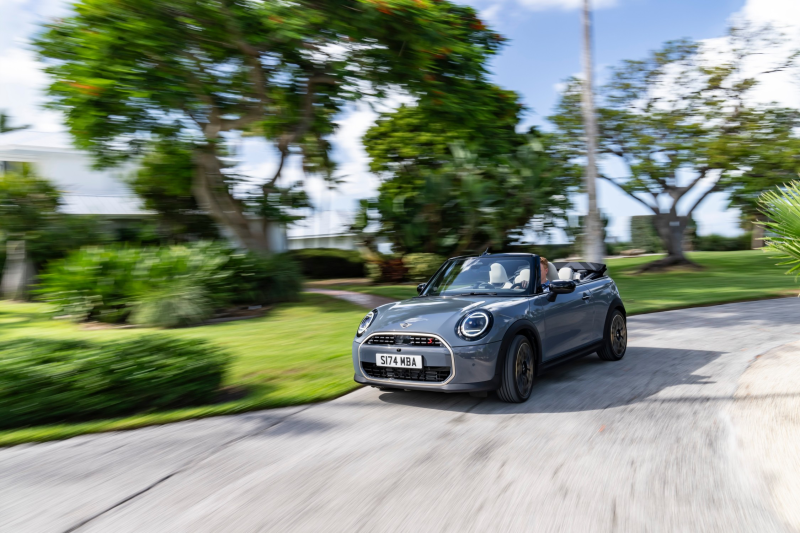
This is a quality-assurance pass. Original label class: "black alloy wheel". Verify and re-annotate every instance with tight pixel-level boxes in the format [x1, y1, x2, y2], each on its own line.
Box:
[598, 308, 627, 361]
[497, 335, 535, 403]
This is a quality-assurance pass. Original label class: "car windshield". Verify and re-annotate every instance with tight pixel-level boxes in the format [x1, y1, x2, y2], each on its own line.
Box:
[422, 256, 535, 297]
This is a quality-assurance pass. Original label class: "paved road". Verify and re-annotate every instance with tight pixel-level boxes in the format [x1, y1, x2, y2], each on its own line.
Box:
[3, 298, 800, 532]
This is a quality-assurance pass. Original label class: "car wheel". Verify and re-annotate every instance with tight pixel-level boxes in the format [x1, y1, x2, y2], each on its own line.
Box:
[597, 308, 627, 361]
[497, 335, 535, 403]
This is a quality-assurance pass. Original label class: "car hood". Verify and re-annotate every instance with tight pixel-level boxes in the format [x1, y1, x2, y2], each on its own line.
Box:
[359, 295, 531, 347]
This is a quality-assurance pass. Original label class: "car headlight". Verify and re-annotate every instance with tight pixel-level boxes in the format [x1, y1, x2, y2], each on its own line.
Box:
[457, 310, 493, 341]
[357, 309, 376, 337]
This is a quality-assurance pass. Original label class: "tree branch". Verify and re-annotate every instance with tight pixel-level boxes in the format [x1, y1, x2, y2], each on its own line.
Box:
[598, 175, 658, 214]
[216, 0, 268, 132]
[263, 73, 337, 188]
[263, 148, 288, 194]
[687, 180, 720, 215]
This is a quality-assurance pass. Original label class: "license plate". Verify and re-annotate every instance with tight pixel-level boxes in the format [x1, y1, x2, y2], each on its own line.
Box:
[376, 354, 423, 369]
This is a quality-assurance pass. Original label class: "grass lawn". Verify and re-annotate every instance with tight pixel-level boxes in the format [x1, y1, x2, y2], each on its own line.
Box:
[334, 251, 800, 314]
[0, 293, 365, 446]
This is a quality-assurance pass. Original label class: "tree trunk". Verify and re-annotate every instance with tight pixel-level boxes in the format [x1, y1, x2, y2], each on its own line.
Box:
[641, 214, 700, 271]
[580, 0, 604, 264]
[1, 240, 35, 300]
[192, 147, 271, 254]
[751, 215, 767, 249]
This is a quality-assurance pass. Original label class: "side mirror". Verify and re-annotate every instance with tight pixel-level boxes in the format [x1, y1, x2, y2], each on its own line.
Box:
[549, 280, 576, 295]
[417, 283, 427, 295]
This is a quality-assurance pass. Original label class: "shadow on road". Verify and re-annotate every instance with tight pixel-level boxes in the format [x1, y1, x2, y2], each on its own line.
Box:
[377, 346, 725, 414]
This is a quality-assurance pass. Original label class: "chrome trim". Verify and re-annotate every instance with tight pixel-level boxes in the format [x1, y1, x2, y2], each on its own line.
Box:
[358, 331, 456, 387]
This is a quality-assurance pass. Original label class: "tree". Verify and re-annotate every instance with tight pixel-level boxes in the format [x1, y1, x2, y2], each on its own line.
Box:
[0, 167, 60, 299]
[369, 133, 576, 255]
[550, 27, 800, 269]
[721, 109, 800, 248]
[35, 0, 508, 253]
[129, 139, 219, 241]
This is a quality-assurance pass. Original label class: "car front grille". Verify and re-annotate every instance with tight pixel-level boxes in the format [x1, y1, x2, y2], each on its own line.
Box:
[362, 362, 450, 382]
[367, 335, 441, 347]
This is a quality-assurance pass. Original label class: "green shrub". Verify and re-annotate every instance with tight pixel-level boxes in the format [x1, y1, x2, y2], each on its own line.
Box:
[38, 243, 302, 326]
[367, 256, 407, 283]
[287, 248, 365, 279]
[217, 251, 303, 306]
[36, 246, 142, 323]
[694, 233, 752, 252]
[630, 216, 663, 253]
[0, 336, 230, 429]
[403, 253, 445, 281]
[130, 277, 212, 328]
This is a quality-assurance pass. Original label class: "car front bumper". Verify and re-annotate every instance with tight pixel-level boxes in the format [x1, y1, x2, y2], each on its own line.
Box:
[353, 332, 503, 393]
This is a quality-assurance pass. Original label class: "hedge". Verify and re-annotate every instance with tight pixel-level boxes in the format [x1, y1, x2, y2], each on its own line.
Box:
[287, 248, 365, 279]
[37, 243, 302, 327]
[0, 336, 230, 429]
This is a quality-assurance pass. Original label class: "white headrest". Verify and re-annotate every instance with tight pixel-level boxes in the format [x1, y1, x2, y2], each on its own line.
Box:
[558, 267, 574, 281]
[489, 263, 508, 284]
[515, 268, 530, 285]
[546, 263, 559, 282]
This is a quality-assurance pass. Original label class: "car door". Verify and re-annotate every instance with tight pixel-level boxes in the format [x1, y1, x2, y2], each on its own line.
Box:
[541, 286, 593, 360]
[581, 278, 615, 343]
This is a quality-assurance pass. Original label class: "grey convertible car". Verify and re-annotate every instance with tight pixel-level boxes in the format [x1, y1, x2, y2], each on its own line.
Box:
[352, 253, 627, 403]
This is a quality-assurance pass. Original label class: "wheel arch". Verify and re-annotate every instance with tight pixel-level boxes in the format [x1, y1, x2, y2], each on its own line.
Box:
[493, 319, 542, 383]
[609, 296, 626, 317]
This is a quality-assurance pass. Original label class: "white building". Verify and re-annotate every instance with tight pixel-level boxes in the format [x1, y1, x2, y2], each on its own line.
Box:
[0, 130, 148, 218]
[0, 130, 378, 253]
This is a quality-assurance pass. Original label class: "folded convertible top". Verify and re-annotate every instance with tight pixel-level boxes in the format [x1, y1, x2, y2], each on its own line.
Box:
[552, 261, 607, 279]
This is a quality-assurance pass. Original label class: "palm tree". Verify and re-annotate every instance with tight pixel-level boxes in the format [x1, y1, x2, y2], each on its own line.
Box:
[760, 182, 800, 276]
[581, 0, 603, 263]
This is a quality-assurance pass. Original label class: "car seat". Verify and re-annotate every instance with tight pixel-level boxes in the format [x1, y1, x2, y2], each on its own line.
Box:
[546, 262, 559, 282]
[502, 268, 530, 289]
[489, 263, 509, 286]
[558, 267, 574, 281]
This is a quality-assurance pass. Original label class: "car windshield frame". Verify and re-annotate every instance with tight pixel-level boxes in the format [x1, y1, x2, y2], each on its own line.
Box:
[420, 255, 538, 297]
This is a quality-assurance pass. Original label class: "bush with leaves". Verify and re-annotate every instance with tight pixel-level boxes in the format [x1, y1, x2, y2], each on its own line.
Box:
[287, 248, 365, 279]
[37, 246, 142, 323]
[693, 233, 752, 252]
[0, 336, 230, 429]
[38, 243, 302, 326]
[403, 254, 445, 282]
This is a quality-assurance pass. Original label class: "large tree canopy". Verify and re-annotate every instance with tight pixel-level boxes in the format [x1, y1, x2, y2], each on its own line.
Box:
[35, 0, 507, 252]
[363, 90, 578, 254]
[550, 27, 800, 268]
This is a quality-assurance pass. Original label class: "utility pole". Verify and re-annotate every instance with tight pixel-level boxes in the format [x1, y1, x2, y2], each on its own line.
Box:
[581, 0, 604, 263]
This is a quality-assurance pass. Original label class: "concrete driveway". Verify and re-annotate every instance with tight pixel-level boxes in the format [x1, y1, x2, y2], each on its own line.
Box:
[2, 298, 800, 532]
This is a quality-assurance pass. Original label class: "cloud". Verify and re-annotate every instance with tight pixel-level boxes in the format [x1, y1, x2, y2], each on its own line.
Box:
[0, 0, 71, 132]
[740, 0, 800, 27]
[725, 0, 800, 109]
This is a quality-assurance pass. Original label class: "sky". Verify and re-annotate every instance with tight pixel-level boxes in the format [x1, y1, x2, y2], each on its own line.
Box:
[1, 0, 798, 241]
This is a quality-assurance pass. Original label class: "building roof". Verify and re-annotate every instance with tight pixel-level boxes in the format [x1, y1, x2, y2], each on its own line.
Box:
[60, 195, 152, 216]
[0, 130, 75, 156]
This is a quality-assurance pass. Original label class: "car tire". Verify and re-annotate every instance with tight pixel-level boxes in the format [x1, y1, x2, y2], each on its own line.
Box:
[597, 308, 627, 361]
[497, 335, 535, 403]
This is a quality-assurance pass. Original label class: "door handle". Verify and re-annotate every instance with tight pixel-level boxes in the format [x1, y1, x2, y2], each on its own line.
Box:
[582, 293, 591, 300]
